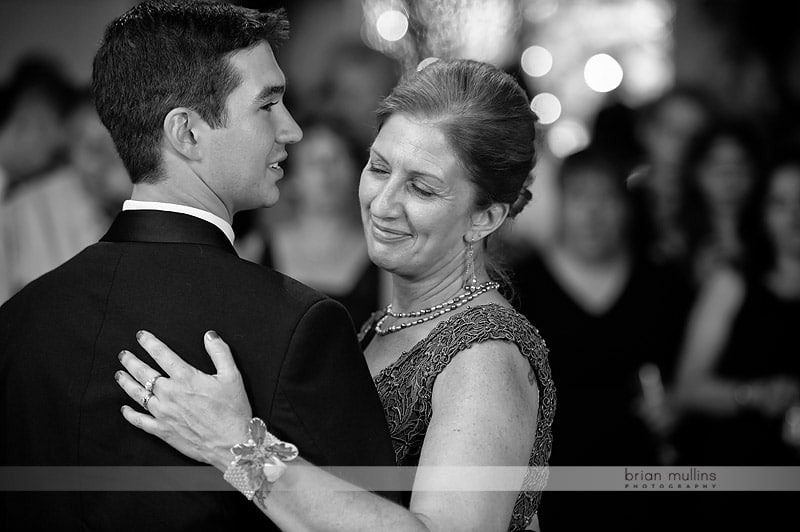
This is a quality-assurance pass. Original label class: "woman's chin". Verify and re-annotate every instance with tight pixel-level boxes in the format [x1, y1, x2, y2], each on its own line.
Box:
[366, 248, 403, 274]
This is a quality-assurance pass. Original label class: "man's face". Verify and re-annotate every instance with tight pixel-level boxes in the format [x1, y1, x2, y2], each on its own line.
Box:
[202, 41, 302, 214]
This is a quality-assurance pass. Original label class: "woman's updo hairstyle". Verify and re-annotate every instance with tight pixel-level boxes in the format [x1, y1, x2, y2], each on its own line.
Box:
[375, 59, 538, 218]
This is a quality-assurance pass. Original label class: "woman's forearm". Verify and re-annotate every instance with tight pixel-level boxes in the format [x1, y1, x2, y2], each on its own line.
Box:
[677, 377, 761, 417]
[246, 457, 430, 532]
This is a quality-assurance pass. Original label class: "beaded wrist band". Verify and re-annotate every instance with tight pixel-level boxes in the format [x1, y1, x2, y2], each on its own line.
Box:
[223, 417, 299, 500]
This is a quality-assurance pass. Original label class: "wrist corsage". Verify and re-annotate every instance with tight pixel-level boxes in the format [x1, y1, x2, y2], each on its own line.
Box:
[223, 417, 299, 500]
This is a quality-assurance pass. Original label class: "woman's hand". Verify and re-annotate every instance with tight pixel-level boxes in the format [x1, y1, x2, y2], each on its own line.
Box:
[115, 330, 253, 471]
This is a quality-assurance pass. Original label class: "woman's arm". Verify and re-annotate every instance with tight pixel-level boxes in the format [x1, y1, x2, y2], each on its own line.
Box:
[116, 332, 538, 532]
[410, 340, 539, 531]
[673, 268, 749, 416]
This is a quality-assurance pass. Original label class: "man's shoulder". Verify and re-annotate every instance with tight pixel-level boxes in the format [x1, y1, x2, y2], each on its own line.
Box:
[231, 256, 335, 310]
[2, 240, 336, 318]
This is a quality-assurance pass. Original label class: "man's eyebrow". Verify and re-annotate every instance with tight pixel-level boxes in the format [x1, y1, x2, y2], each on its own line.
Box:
[253, 85, 285, 103]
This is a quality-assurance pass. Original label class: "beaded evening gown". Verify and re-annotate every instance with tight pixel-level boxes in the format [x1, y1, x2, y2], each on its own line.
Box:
[359, 303, 556, 532]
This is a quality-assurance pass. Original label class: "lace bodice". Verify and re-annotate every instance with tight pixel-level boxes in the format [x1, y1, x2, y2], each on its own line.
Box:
[359, 303, 556, 531]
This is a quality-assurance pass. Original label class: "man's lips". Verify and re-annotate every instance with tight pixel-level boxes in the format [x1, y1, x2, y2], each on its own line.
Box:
[268, 154, 286, 177]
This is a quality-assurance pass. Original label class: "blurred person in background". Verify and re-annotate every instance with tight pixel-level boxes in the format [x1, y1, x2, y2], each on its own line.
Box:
[66, 88, 131, 224]
[4, 88, 132, 302]
[0, 54, 72, 197]
[0, 53, 78, 301]
[628, 84, 717, 268]
[513, 147, 692, 532]
[312, 40, 401, 150]
[671, 146, 800, 529]
[676, 118, 767, 287]
[237, 115, 382, 326]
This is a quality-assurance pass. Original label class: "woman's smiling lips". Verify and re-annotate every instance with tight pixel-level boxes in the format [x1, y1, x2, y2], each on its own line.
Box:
[370, 219, 411, 242]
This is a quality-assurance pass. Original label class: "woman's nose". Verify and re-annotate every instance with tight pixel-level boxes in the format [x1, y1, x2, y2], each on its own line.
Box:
[370, 177, 402, 218]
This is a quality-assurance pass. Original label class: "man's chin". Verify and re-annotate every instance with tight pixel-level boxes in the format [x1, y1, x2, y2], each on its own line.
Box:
[255, 189, 280, 209]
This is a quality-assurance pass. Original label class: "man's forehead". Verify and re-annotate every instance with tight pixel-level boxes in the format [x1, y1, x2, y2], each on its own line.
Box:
[229, 41, 286, 90]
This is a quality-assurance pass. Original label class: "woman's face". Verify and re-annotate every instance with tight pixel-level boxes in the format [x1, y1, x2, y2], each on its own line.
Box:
[697, 136, 755, 212]
[560, 168, 629, 260]
[290, 125, 358, 212]
[765, 164, 800, 257]
[359, 114, 477, 279]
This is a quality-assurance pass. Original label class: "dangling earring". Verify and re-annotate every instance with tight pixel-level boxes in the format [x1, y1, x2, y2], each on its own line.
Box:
[463, 237, 478, 291]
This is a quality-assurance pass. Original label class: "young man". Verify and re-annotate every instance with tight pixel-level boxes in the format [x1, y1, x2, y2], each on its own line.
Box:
[0, 2, 396, 530]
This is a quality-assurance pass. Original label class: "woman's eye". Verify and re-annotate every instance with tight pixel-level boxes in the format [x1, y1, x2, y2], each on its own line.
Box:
[368, 164, 389, 174]
[261, 102, 276, 112]
[411, 183, 434, 197]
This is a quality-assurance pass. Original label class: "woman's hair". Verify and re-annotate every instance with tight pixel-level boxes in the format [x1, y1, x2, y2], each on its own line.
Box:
[375, 59, 538, 218]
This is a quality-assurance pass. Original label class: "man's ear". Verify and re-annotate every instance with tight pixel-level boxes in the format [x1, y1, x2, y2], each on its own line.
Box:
[163, 108, 207, 161]
[469, 202, 509, 242]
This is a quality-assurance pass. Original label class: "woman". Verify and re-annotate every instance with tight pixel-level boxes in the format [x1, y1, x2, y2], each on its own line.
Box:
[114, 59, 555, 531]
[676, 119, 767, 286]
[670, 148, 800, 530]
[513, 147, 692, 532]
[674, 147, 800, 464]
[236, 115, 384, 326]
[628, 84, 716, 266]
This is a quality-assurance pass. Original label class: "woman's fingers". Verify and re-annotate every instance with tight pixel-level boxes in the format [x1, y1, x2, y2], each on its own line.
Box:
[118, 349, 164, 390]
[203, 330, 239, 380]
[120, 405, 167, 438]
[115, 369, 160, 413]
[136, 330, 197, 379]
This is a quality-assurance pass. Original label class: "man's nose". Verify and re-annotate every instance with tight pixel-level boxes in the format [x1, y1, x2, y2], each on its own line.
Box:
[277, 106, 303, 145]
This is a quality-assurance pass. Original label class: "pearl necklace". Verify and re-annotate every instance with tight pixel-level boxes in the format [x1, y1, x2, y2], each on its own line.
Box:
[374, 281, 500, 336]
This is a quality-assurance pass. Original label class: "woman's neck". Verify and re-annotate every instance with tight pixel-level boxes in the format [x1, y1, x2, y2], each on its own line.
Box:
[768, 253, 800, 297]
[389, 253, 489, 314]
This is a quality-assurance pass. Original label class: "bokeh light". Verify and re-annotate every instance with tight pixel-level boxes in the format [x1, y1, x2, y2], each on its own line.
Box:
[521, 45, 553, 77]
[584, 53, 624, 93]
[376, 10, 408, 42]
[546, 119, 591, 158]
[531, 92, 562, 125]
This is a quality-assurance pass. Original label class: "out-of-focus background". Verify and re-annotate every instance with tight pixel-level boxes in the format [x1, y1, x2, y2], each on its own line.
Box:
[2, 1, 799, 530]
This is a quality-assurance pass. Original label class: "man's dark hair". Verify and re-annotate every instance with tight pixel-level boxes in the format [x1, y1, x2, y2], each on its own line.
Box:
[92, 0, 289, 183]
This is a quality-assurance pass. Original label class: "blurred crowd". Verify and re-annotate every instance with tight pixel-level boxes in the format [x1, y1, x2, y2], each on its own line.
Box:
[0, 54, 131, 302]
[2, 27, 799, 532]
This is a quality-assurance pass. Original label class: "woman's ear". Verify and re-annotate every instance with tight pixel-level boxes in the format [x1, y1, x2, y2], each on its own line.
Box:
[162, 108, 206, 161]
[469, 202, 510, 241]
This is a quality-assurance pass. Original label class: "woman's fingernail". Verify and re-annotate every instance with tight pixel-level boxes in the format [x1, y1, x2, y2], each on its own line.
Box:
[118, 350, 126, 362]
[114, 371, 121, 381]
[206, 330, 219, 340]
[120, 406, 127, 414]
[136, 330, 145, 341]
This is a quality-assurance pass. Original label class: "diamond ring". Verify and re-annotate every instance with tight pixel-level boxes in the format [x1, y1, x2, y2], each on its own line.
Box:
[144, 374, 163, 394]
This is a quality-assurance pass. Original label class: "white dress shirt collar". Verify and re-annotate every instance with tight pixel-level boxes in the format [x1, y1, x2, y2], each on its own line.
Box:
[122, 200, 235, 245]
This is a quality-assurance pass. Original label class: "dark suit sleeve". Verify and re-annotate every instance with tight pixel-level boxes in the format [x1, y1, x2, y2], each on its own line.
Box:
[268, 298, 397, 469]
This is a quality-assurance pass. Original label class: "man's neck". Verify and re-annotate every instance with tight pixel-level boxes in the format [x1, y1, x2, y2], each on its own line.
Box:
[131, 181, 233, 225]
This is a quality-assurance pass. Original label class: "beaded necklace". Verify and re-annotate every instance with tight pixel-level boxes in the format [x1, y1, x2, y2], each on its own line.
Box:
[374, 280, 500, 336]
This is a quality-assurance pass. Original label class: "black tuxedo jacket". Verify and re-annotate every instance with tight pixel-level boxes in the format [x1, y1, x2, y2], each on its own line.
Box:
[0, 210, 397, 531]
